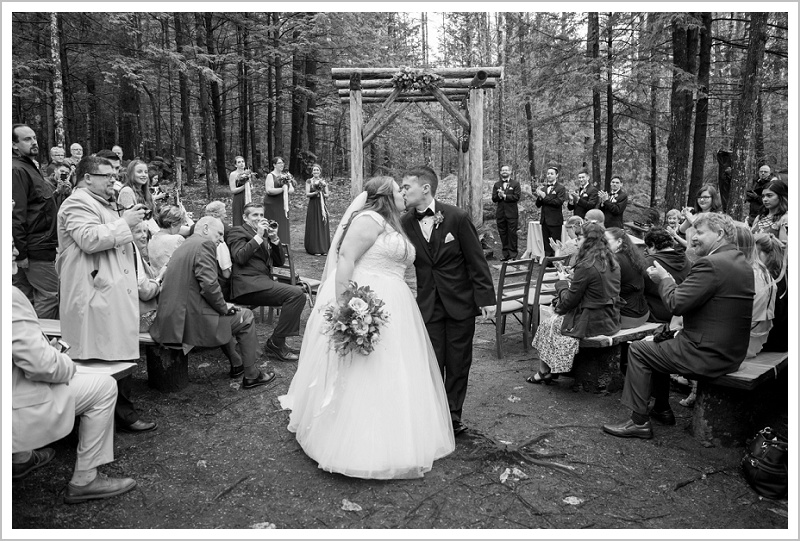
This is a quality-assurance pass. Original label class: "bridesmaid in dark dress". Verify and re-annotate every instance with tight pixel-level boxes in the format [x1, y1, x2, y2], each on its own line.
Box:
[229, 155, 252, 227]
[263, 156, 294, 245]
[304, 163, 331, 255]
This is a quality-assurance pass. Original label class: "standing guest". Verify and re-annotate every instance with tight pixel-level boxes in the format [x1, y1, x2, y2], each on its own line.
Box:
[642, 228, 690, 323]
[401, 166, 496, 436]
[263, 156, 295, 244]
[46, 163, 75, 209]
[756, 233, 788, 352]
[567, 168, 599, 219]
[111, 145, 128, 169]
[12, 245, 137, 503]
[227, 204, 306, 363]
[746, 164, 778, 226]
[528, 223, 622, 384]
[492, 165, 521, 261]
[43, 145, 68, 178]
[750, 179, 788, 244]
[678, 184, 723, 262]
[68, 142, 83, 166]
[597, 176, 628, 229]
[56, 155, 157, 433]
[95, 150, 124, 200]
[148, 205, 186, 274]
[12, 124, 60, 319]
[229, 155, 252, 227]
[304, 163, 331, 255]
[534, 166, 567, 257]
[605, 228, 650, 329]
[150, 217, 276, 388]
[602, 214, 753, 439]
[118, 159, 158, 212]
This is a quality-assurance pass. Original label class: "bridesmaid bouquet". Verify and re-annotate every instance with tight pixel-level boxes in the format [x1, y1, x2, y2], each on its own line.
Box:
[311, 178, 327, 191]
[277, 172, 296, 188]
[322, 281, 390, 357]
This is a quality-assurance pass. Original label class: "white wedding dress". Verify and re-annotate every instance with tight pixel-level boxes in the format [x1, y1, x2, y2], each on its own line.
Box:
[279, 210, 455, 479]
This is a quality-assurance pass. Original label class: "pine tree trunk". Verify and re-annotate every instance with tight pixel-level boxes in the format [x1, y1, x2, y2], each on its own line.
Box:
[50, 13, 65, 148]
[604, 14, 614, 191]
[519, 14, 535, 180]
[728, 12, 769, 221]
[237, 25, 249, 162]
[305, 54, 318, 158]
[272, 14, 284, 157]
[689, 12, 712, 200]
[174, 13, 195, 182]
[195, 13, 214, 199]
[204, 13, 227, 186]
[647, 14, 659, 208]
[289, 31, 306, 177]
[589, 12, 602, 187]
[755, 93, 765, 166]
[58, 14, 73, 146]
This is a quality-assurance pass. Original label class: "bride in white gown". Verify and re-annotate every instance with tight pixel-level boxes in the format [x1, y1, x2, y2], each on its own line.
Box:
[279, 176, 455, 479]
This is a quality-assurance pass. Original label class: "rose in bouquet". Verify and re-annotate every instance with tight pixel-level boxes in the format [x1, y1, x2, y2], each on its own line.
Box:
[311, 178, 327, 191]
[322, 281, 390, 357]
[277, 171, 296, 188]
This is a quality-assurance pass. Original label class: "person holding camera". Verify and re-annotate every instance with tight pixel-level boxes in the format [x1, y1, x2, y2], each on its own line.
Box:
[150, 216, 276, 388]
[56, 155, 157, 433]
[229, 155, 253, 227]
[227, 203, 306, 363]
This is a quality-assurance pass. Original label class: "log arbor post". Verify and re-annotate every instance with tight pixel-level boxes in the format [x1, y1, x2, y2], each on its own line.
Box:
[349, 73, 364, 199]
[468, 88, 484, 225]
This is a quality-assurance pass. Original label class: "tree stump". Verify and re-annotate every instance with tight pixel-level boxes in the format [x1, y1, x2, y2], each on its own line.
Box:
[571, 345, 625, 393]
[145, 345, 189, 392]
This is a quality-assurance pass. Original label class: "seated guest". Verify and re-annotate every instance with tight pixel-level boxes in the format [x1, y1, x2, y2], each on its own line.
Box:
[734, 224, 777, 359]
[528, 223, 622, 384]
[227, 203, 306, 362]
[755, 233, 787, 352]
[132, 221, 165, 332]
[549, 215, 584, 266]
[664, 208, 687, 252]
[12, 244, 136, 503]
[584, 208, 605, 224]
[602, 213, 754, 439]
[148, 205, 186, 273]
[188, 201, 234, 299]
[605, 228, 650, 328]
[642, 228, 690, 323]
[149, 217, 276, 388]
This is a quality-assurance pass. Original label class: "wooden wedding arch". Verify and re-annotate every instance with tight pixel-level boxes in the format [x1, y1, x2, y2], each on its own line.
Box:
[333, 66, 504, 226]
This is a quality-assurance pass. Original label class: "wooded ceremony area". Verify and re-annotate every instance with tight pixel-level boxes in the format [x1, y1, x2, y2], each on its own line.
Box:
[11, 10, 790, 221]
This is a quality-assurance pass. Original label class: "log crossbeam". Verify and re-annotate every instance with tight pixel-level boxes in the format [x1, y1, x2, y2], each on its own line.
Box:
[415, 103, 460, 150]
[362, 101, 412, 148]
[363, 87, 401, 141]
[428, 86, 470, 130]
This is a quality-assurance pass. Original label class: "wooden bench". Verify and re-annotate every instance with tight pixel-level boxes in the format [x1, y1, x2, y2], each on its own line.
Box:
[39, 319, 190, 393]
[569, 322, 662, 393]
[691, 351, 788, 447]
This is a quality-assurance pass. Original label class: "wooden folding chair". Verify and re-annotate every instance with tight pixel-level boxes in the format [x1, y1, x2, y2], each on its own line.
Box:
[490, 257, 536, 358]
[528, 255, 571, 339]
[266, 244, 321, 324]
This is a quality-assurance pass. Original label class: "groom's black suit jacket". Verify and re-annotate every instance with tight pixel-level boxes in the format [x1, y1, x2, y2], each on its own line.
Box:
[401, 201, 495, 322]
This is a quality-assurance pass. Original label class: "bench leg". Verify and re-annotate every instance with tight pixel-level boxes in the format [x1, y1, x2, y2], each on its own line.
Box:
[571, 345, 625, 393]
[145, 345, 190, 393]
[691, 378, 787, 447]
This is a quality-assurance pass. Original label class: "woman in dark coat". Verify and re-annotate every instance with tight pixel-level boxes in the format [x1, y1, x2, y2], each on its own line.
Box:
[642, 227, 690, 323]
[528, 223, 622, 384]
[605, 227, 650, 329]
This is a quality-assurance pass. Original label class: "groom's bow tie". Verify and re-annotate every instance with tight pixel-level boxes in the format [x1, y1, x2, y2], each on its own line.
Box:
[414, 208, 434, 220]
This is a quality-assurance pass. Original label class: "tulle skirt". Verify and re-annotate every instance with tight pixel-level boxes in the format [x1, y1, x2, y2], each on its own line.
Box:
[279, 269, 455, 479]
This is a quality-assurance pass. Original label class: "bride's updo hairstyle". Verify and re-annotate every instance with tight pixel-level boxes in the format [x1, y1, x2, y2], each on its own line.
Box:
[337, 176, 409, 253]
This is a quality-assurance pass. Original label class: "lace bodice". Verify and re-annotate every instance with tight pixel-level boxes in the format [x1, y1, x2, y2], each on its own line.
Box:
[352, 211, 415, 281]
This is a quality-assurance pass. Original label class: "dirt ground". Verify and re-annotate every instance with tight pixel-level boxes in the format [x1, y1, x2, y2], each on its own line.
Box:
[10, 178, 791, 532]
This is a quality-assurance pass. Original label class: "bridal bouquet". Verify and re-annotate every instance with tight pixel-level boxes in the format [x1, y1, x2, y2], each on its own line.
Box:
[322, 281, 389, 357]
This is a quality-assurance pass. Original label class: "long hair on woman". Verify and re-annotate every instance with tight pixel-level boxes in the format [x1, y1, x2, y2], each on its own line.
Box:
[123, 158, 155, 209]
[754, 232, 786, 281]
[574, 222, 617, 272]
[735, 223, 772, 285]
[692, 184, 723, 214]
[337, 176, 408, 254]
[606, 227, 649, 274]
[757, 179, 788, 220]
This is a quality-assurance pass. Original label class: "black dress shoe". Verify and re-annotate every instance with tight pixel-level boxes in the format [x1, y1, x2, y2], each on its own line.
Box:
[602, 419, 653, 439]
[229, 365, 245, 378]
[452, 420, 469, 437]
[649, 408, 676, 425]
[118, 420, 158, 433]
[243, 370, 276, 389]
[264, 339, 299, 362]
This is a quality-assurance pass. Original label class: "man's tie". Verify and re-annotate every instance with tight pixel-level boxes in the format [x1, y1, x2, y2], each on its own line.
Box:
[414, 208, 434, 221]
[547, 183, 555, 194]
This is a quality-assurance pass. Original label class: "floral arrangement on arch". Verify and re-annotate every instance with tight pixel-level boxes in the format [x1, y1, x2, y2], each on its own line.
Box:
[322, 281, 390, 357]
[390, 67, 444, 92]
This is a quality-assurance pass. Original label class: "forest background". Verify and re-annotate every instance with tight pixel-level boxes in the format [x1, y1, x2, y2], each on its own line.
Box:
[10, 10, 790, 221]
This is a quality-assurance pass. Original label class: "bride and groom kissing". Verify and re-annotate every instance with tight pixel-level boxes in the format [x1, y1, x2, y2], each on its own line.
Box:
[279, 165, 497, 480]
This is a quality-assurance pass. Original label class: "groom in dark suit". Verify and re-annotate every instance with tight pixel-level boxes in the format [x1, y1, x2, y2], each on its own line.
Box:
[401, 166, 496, 437]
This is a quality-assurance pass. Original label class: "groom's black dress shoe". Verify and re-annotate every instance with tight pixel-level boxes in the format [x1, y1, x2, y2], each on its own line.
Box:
[452, 420, 468, 437]
[649, 408, 676, 426]
[229, 365, 245, 378]
[264, 339, 299, 362]
[243, 370, 276, 389]
[602, 419, 653, 439]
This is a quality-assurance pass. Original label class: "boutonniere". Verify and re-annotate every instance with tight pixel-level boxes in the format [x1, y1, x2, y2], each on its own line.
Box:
[433, 211, 444, 229]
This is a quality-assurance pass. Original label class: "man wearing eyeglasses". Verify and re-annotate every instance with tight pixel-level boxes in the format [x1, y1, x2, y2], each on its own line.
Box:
[96, 149, 124, 200]
[12, 124, 60, 319]
[56, 155, 158, 434]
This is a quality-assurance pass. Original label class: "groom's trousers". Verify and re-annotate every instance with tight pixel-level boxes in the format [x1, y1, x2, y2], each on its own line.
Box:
[425, 298, 476, 423]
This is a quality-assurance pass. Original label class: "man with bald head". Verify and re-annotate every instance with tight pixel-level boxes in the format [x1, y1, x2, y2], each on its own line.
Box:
[746, 164, 778, 226]
[150, 216, 275, 389]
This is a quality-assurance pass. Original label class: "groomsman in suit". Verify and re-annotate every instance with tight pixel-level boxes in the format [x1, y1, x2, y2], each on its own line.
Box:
[602, 214, 753, 439]
[226, 203, 306, 363]
[598, 176, 628, 229]
[151, 216, 276, 388]
[567, 168, 599, 219]
[534, 166, 567, 257]
[401, 166, 496, 437]
[491, 165, 521, 261]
